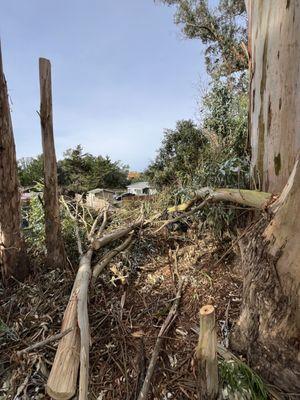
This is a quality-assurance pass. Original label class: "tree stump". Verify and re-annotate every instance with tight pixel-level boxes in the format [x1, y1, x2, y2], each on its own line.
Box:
[195, 305, 218, 399]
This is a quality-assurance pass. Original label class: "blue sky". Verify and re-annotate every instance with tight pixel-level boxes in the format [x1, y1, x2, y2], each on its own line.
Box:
[1, 0, 208, 170]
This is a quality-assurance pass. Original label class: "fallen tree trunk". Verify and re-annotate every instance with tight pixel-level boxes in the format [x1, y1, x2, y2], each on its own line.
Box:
[46, 250, 92, 400]
[167, 188, 273, 213]
[47, 208, 144, 399]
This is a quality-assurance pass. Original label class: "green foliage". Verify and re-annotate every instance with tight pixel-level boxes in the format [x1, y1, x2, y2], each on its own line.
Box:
[22, 191, 87, 265]
[18, 155, 44, 187]
[146, 75, 249, 240]
[23, 194, 46, 259]
[18, 145, 129, 193]
[146, 119, 208, 188]
[202, 76, 248, 157]
[146, 77, 249, 191]
[219, 359, 268, 399]
[158, 0, 248, 77]
[58, 145, 129, 193]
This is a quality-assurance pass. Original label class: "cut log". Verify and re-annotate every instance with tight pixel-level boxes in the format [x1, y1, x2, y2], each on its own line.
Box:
[46, 250, 92, 400]
[195, 305, 218, 400]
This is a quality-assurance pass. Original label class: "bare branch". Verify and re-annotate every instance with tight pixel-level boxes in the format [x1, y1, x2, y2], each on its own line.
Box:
[92, 233, 134, 282]
[17, 328, 73, 355]
[137, 279, 185, 400]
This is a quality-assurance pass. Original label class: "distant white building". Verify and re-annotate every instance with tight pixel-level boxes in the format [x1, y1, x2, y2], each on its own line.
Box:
[86, 188, 115, 210]
[126, 181, 157, 196]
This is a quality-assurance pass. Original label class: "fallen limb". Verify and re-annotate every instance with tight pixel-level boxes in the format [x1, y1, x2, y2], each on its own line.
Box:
[17, 328, 73, 355]
[46, 249, 93, 400]
[168, 188, 273, 213]
[92, 233, 134, 282]
[137, 279, 185, 400]
[77, 249, 93, 400]
[156, 199, 209, 233]
[93, 221, 141, 250]
[47, 211, 145, 399]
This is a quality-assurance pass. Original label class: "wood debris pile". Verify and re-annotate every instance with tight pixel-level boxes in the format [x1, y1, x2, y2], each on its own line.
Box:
[0, 200, 243, 399]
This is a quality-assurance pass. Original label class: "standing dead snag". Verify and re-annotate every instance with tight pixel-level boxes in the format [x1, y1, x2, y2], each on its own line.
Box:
[39, 58, 66, 268]
[0, 43, 28, 282]
[195, 305, 218, 400]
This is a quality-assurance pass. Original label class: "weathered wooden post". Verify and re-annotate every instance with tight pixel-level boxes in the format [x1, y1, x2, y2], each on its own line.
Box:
[195, 304, 218, 399]
[0, 42, 28, 282]
[39, 58, 66, 268]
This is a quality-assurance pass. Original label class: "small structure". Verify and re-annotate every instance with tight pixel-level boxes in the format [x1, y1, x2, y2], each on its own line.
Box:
[86, 188, 115, 211]
[126, 181, 156, 196]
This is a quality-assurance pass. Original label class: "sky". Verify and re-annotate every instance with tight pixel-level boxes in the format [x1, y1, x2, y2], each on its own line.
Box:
[1, 0, 208, 170]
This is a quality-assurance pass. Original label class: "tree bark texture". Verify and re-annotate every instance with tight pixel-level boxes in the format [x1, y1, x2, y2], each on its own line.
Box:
[233, 1, 300, 391]
[39, 58, 66, 268]
[250, 0, 300, 193]
[0, 44, 27, 281]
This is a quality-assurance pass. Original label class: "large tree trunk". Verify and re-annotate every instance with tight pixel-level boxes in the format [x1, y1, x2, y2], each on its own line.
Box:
[39, 58, 66, 268]
[0, 44, 27, 281]
[250, 0, 300, 193]
[232, 0, 300, 391]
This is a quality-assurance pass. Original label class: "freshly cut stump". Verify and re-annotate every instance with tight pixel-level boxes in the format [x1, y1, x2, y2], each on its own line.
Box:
[195, 304, 218, 400]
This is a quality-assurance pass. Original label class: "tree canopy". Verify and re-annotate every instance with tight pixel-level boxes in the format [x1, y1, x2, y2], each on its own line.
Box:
[146, 119, 208, 187]
[18, 145, 129, 193]
[158, 0, 248, 77]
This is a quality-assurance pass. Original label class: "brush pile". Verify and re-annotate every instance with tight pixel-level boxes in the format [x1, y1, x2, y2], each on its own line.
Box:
[1, 196, 268, 399]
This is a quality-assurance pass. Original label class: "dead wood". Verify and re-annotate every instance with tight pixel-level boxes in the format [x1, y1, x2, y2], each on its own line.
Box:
[92, 233, 134, 282]
[156, 198, 209, 233]
[17, 328, 73, 356]
[167, 188, 273, 214]
[92, 221, 141, 250]
[39, 58, 66, 268]
[195, 305, 218, 399]
[137, 279, 185, 400]
[46, 250, 93, 400]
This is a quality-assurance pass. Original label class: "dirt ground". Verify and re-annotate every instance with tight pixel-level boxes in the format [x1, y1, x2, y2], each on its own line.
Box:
[0, 224, 242, 399]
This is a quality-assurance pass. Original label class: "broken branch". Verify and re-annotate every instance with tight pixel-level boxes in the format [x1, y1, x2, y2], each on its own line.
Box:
[137, 279, 185, 400]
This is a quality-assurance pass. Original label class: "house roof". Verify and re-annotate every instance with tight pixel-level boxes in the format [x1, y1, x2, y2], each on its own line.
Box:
[88, 188, 115, 194]
[126, 181, 151, 189]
